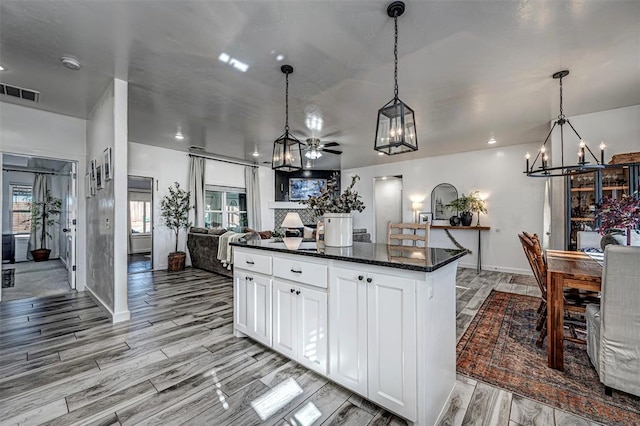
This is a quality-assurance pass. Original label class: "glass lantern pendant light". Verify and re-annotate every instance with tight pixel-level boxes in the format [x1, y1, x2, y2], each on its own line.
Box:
[375, 1, 418, 155]
[524, 70, 605, 177]
[272, 65, 303, 172]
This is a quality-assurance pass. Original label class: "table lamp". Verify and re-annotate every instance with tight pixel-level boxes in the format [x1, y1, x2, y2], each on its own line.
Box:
[281, 212, 304, 250]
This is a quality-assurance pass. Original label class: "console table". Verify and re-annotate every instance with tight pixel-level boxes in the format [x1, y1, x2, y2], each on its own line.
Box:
[431, 225, 490, 273]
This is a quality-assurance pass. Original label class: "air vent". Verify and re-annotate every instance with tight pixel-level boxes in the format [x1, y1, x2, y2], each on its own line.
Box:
[0, 83, 40, 102]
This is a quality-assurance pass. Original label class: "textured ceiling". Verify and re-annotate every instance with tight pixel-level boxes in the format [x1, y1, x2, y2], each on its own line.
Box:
[1, 1, 639, 170]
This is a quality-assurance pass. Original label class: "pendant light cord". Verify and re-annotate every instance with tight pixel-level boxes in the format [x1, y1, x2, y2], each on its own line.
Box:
[393, 12, 399, 99]
[285, 72, 290, 132]
[558, 75, 564, 120]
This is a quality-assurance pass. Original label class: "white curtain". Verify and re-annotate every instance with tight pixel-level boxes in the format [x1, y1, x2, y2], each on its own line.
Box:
[189, 156, 206, 227]
[28, 174, 59, 259]
[245, 166, 262, 230]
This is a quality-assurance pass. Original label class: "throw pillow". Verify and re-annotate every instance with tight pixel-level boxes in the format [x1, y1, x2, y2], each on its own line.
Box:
[258, 230, 273, 240]
[190, 227, 209, 234]
[208, 227, 227, 235]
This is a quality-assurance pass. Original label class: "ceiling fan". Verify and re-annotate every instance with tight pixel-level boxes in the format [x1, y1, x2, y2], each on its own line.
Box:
[304, 137, 342, 160]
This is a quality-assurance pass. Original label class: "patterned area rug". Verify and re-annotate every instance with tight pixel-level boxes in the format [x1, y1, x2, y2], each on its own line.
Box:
[457, 290, 640, 425]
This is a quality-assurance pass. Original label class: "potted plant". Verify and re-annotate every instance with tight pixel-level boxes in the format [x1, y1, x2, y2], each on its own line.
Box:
[160, 182, 192, 271]
[446, 191, 487, 226]
[27, 190, 62, 262]
[598, 195, 640, 248]
[300, 172, 365, 247]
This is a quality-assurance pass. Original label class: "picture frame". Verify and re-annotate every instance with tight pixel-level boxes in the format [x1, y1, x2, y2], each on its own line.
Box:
[85, 173, 92, 198]
[418, 212, 433, 224]
[96, 164, 103, 190]
[90, 159, 96, 181]
[103, 147, 112, 181]
[288, 178, 327, 201]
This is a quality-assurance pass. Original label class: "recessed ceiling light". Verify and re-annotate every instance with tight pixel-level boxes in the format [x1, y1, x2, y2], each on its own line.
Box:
[174, 131, 185, 141]
[276, 54, 284, 62]
[218, 53, 230, 63]
[0, 65, 5, 71]
[60, 56, 81, 70]
[378, 152, 385, 156]
[487, 137, 497, 145]
[252, 151, 260, 157]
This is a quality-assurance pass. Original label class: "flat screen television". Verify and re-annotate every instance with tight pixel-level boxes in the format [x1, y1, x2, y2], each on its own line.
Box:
[289, 178, 327, 201]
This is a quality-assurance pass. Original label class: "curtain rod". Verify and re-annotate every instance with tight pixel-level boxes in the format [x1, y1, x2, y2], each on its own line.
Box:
[188, 152, 259, 168]
[2, 166, 69, 176]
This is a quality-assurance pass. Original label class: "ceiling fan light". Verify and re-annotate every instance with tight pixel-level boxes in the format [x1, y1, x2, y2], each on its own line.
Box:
[305, 150, 322, 160]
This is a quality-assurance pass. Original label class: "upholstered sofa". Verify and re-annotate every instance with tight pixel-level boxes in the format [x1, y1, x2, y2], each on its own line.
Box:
[187, 228, 235, 277]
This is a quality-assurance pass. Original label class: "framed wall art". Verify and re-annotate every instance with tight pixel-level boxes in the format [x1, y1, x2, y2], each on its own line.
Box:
[418, 212, 433, 224]
[103, 147, 112, 180]
[96, 164, 103, 190]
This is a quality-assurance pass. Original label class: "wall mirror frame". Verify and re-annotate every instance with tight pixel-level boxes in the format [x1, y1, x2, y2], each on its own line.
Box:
[431, 183, 458, 220]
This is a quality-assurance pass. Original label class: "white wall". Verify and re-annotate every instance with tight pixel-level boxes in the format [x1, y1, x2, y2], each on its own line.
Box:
[85, 79, 130, 323]
[343, 143, 546, 274]
[128, 142, 274, 270]
[0, 101, 87, 291]
[549, 104, 640, 249]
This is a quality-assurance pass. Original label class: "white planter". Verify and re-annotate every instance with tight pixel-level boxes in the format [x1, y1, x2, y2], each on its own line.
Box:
[324, 213, 353, 247]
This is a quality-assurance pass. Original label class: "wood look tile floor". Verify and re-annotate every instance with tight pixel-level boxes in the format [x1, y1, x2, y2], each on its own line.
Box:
[0, 268, 600, 425]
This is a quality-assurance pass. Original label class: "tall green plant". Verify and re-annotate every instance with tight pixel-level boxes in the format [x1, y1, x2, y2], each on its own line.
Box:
[160, 182, 192, 253]
[29, 190, 63, 249]
[446, 191, 487, 215]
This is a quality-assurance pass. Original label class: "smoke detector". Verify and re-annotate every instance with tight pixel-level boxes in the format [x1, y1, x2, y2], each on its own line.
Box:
[60, 56, 81, 71]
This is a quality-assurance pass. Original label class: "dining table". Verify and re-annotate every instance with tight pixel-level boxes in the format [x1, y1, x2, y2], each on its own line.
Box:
[545, 249, 603, 371]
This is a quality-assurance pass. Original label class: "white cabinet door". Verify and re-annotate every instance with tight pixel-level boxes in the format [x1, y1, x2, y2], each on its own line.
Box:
[234, 272, 250, 336]
[272, 280, 297, 359]
[367, 271, 417, 422]
[328, 266, 368, 394]
[297, 286, 328, 375]
[248, 274, 272, 347]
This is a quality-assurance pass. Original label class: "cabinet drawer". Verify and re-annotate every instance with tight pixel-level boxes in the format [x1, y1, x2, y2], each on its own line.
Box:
[234, 249, 272, 275]
[273, 256, 328, 289]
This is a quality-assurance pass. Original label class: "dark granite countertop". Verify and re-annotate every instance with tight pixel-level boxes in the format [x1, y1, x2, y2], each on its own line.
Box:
[231, 240, 468, 273]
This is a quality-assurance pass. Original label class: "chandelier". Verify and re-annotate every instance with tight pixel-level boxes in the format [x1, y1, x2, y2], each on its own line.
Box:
[374, 1, 418, 155]
[272, 65, 303, 172]
[525, 70, 605, 177]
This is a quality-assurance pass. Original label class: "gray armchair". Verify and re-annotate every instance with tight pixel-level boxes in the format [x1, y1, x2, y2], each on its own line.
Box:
[586, 245, 640, 397]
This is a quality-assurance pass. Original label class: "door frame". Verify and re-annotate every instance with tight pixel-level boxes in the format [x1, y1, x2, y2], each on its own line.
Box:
[127, 175, 154, 271]
[372, 175, 404, 243]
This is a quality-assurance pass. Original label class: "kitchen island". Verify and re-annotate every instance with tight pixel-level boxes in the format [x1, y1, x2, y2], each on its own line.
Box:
[230, 240, 468, 425]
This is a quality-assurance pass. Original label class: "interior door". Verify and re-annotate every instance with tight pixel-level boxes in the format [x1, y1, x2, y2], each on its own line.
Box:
[374, 177, 403, 243]
[65, 162, 77, 288]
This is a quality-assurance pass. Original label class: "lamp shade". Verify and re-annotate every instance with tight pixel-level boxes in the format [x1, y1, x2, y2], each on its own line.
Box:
[281, 212, 304, 228]
[411, 202, 423, 211]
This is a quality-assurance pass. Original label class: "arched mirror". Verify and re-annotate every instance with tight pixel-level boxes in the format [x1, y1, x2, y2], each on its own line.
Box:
[431, 183, 458, 220]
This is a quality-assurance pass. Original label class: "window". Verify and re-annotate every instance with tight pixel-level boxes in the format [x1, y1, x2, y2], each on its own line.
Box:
[11, 185, 32, 234]
[130, 200, 151, 233]
[204, 187, 248, 232]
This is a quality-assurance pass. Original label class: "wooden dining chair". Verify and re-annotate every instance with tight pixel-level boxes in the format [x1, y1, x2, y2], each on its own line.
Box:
[518, 231, 598, 347]
[387, 222, 430, 247]
[315, 220, 325, 242]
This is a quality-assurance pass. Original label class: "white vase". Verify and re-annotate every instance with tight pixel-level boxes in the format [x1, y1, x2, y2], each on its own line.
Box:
[323, 213, 353, 247]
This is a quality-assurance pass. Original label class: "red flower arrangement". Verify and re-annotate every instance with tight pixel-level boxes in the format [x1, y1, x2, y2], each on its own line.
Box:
[598, 194, 640, 235]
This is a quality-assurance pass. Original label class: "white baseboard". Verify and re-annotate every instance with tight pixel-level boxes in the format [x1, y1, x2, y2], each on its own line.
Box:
[458, 262, 532, 276]
[84, 285, 131, 324]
